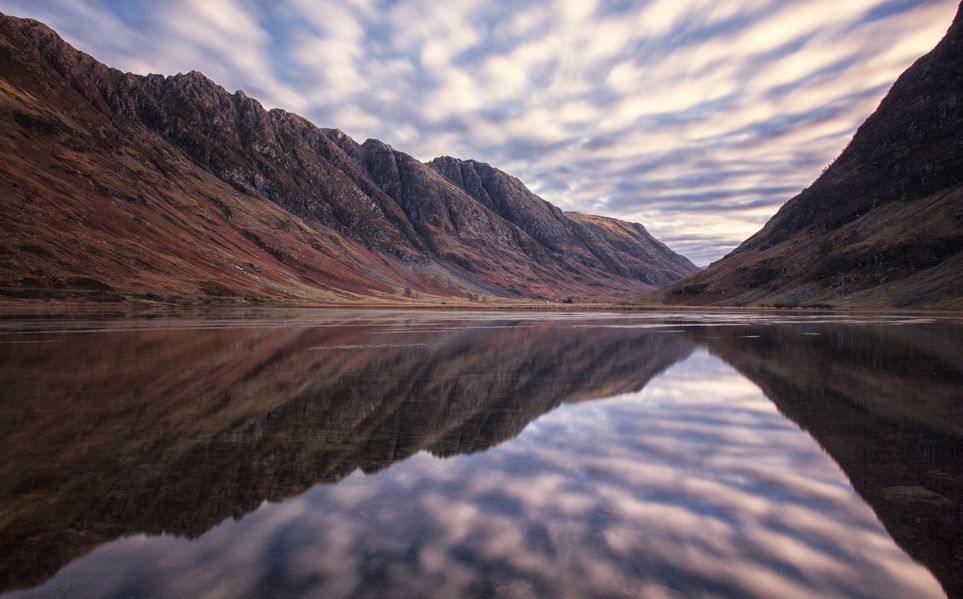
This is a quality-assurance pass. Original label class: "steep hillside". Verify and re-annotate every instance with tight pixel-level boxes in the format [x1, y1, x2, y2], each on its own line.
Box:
[0, 12, 695, 304]
[658, 5, 963, 309]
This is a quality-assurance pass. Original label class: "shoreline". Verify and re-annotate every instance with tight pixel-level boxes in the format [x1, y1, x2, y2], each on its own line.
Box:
[1, 298, 961, 318]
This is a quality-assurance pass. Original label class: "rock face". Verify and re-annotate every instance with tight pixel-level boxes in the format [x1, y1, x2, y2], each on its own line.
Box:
[659, 6, 963, 309]
[0, 12, 695, 304]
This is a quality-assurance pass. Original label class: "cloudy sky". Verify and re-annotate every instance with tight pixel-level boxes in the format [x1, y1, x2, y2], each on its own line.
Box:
[1, 1, 957, 264]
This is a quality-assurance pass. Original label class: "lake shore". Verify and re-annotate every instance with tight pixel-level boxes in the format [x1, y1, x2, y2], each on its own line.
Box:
[1, 297, 962, 318]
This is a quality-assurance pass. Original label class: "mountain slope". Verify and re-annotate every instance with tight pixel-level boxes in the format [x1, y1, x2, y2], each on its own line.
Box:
[0, 11, 695, 304]
[429, 157, 697, 286]
[657, 5, 963, 310]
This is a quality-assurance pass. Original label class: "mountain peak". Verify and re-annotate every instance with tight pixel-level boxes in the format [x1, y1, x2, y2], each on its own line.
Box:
[361, 138, 394, 151]
[165, 69, 223, 91]
[430, 155, 489, 169]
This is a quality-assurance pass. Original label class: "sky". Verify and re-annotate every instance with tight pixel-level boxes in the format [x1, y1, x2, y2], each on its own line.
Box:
[1, 1, 957, 265]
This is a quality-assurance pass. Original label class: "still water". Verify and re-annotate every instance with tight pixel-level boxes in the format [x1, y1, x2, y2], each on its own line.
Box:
[0, 311, 960, 598]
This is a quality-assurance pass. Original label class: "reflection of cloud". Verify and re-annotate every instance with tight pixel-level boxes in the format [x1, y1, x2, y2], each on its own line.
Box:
[14, 350, 944, 599]
[0, 0, 956, 264]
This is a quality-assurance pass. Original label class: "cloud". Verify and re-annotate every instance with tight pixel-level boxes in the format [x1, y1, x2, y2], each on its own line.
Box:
[0, 0, 956, 265]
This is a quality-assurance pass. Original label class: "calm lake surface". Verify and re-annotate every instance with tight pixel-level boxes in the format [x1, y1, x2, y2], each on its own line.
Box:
[0, 310, 960, 599]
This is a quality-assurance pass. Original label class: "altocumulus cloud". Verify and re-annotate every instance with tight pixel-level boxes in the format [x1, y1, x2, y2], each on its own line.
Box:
[1, 0, 956, 264]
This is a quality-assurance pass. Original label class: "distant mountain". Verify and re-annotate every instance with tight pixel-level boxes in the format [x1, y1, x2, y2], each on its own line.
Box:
[656, 5, 963, 310]
[0, 12, 696, 305]
[428, 156, 697, 286]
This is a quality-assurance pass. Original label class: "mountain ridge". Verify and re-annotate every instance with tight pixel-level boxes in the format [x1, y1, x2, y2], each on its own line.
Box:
[0, 11, 697, 304]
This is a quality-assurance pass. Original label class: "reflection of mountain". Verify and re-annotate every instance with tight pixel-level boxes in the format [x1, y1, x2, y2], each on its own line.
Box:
[699, 324, 963, 599]
[0, 321, 691, 592]
[2, 318, 961, 596]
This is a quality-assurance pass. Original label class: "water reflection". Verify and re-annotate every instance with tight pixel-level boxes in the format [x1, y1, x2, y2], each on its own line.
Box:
[0, 312, 960, 598]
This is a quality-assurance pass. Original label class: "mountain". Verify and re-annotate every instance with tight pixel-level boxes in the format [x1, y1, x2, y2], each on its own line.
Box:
[656, 6, 963, 310]
[0, 12, 696, 305]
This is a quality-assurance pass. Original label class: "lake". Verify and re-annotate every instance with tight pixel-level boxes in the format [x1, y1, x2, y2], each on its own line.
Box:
[0, 310, 960, 598]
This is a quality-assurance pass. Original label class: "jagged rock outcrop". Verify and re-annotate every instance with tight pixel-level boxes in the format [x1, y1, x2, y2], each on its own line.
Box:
[0, 11, 695, 304]
[657, 5, 963, 309]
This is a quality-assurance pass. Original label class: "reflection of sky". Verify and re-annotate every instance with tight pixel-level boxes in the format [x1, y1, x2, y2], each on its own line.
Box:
[7, 351, 943, 598]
